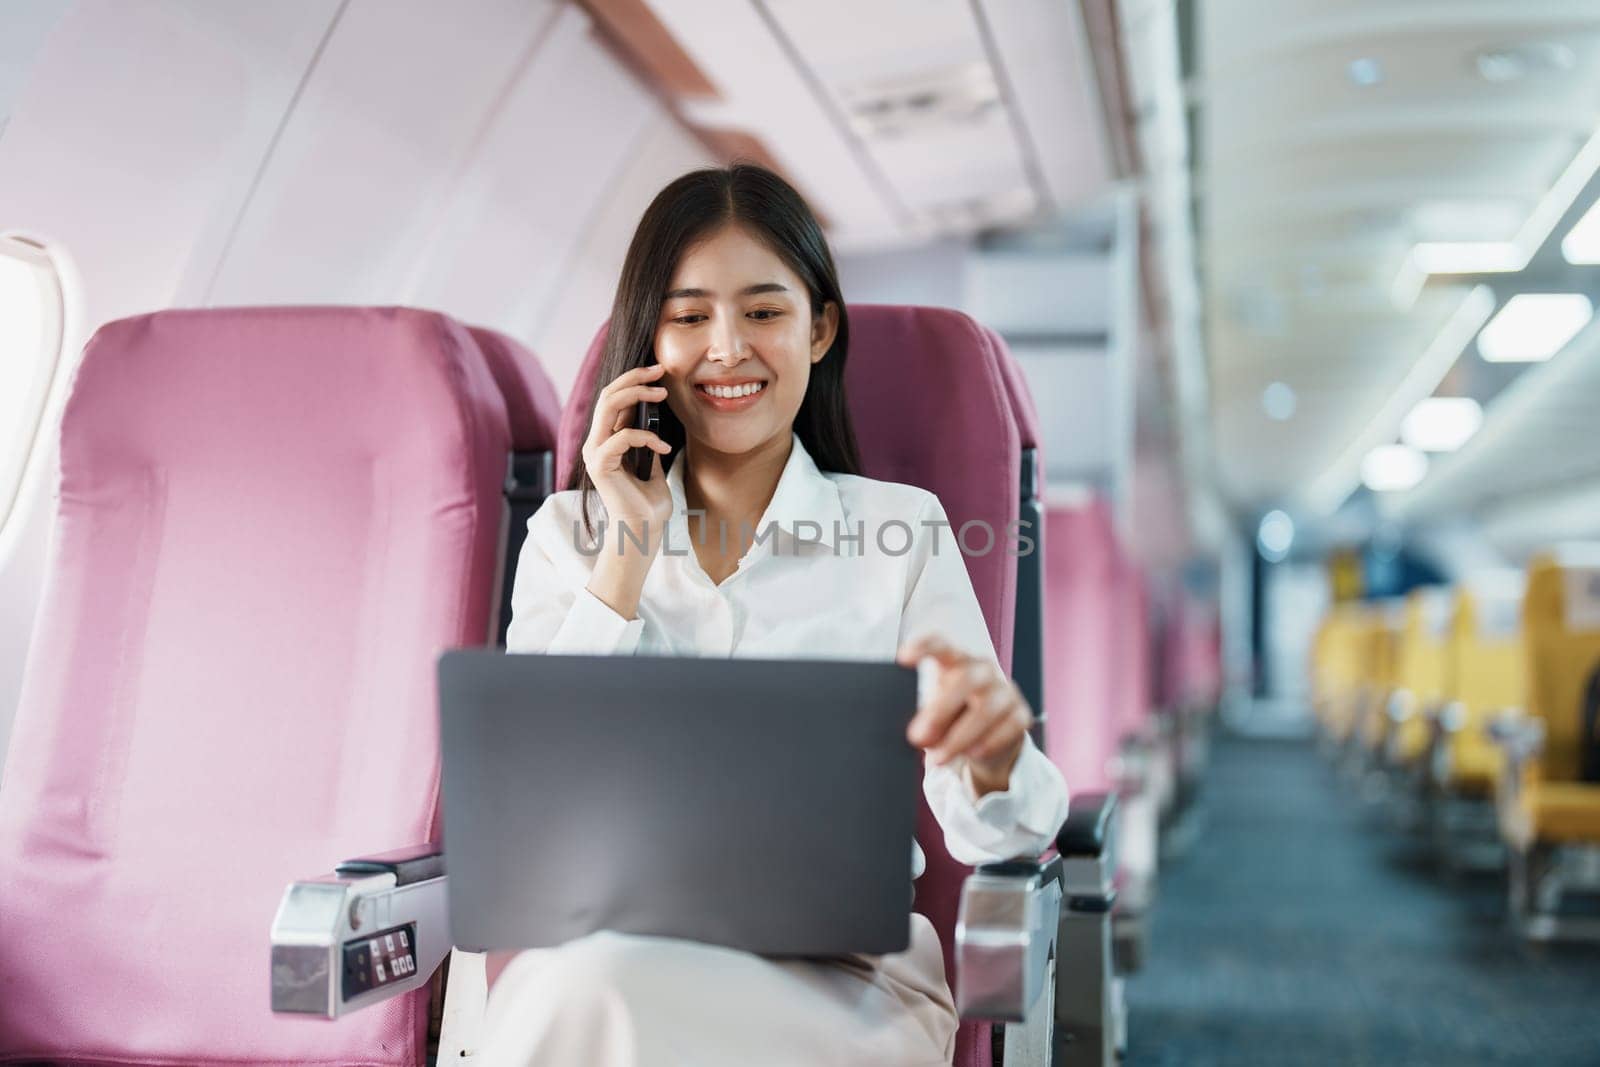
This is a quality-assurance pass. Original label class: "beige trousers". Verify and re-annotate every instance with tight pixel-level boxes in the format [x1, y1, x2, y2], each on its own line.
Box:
[477, 914, 957, 1066]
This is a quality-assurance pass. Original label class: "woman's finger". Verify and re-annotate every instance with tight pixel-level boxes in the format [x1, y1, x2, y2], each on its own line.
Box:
[968, 706, 1030, 764]
[597, 362, 666, 398]
[928, 676, 1013, 764]
[590, 428, 671, 468]
[907, 659, 992, 748]
[953, 687, 1030, 764]
[896, 632, 967, 669]
[590, 383, 668, 439]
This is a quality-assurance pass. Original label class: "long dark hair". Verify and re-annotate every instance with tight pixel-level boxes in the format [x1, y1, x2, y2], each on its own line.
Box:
[571, 163, 862, 533]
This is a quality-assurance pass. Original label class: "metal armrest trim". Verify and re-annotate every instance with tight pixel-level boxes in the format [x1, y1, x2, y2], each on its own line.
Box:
[955, 856, 1063, 1023]
[272, 847, 450, 1018]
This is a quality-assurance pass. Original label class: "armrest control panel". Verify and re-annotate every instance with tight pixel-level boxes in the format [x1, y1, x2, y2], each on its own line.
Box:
[342, 921, 420, 1000]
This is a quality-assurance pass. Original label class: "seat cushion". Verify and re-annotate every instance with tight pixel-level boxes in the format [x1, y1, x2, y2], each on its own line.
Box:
[1526, 781, 1600, 844]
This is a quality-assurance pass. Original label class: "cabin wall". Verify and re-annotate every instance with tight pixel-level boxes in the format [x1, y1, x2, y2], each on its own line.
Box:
[0, 0, 714, 775]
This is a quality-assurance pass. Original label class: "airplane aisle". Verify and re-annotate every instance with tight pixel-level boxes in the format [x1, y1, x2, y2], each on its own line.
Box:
[1126, 730, 1600, 1066]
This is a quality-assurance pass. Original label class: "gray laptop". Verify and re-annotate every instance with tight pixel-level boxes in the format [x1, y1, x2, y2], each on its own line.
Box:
[437, 650, 921, 957]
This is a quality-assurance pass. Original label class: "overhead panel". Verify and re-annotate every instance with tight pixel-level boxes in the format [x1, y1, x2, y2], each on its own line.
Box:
[641, 0, 898, 249]
[403, 5, 657, 337]
[207, 0, 562, 305]
[764, 0, 1036, 238]
[975, 0, 1110, 211]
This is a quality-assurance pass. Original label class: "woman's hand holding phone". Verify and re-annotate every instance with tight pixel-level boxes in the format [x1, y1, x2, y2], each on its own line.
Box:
[582, 363, 673, 526]
[897, 634, 1032, 797]
[580, 364, 673, 620]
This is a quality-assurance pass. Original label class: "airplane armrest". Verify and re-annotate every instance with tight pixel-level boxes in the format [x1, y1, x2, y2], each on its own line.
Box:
[1431, 700, 1467, 734]
[1487, 709, 1542, 761]
[1487, 710, 1542, 801]
[954, 796, 1123, 1031]
[271, 843, 450, 1018]
[955, 854, 1063, 1022]
[1058, 791, 1117, 859]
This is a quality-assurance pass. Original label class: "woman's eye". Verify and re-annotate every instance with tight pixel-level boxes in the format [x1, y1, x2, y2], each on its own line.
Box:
[673, 314, 705, 325]
[749, 309, 781, 320]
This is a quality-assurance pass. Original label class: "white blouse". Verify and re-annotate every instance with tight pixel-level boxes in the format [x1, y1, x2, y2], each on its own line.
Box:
[505, 432, 1069, 878]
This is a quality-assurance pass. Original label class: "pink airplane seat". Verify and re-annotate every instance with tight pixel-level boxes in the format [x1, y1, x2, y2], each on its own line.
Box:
[1042, 495, 1121, 795]
[555, 304, 1096, 1067]
[464, 326, 564, 646]
[0, 307, 525, 1065]
[1111, 558, 1153, 745]
[1165, 589, 1222, 803]
[974, 321, 1047, 730]
[1179, 596, 1223, 713]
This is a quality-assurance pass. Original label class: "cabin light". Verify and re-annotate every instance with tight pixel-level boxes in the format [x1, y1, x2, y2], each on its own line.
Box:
[1406, 126, 1600, 286]
[1256, 509, 1294, 562]
[1347, 57, 1383, 88]
[1361, 444, 1428, 492]
[1477, 293, 1593, 362]
[1401, 397, 1483, 452]
[1475, 42, 1576, 84]
[1409, 241, 1523, 275]
[1561, 198, 1600, 264]
[1261, 381, 1296, 421]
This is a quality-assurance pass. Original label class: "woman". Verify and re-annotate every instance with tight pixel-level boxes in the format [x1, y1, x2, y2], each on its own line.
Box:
[481, 163, 1069, 1066]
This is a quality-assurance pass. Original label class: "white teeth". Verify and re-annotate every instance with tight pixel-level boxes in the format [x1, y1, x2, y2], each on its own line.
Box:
[704, 382, 765, 399]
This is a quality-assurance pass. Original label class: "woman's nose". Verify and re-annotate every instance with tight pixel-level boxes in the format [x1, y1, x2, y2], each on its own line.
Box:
[707, 318, 749, 364]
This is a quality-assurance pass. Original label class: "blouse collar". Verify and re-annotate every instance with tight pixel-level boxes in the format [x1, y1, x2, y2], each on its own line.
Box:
[664, 432, 848, 554]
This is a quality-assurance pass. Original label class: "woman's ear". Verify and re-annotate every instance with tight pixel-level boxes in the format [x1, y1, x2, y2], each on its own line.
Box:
[810, 300, 839, 364]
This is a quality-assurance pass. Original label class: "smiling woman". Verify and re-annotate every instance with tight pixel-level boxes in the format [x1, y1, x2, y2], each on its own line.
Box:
[488, 162, 1068, 1067]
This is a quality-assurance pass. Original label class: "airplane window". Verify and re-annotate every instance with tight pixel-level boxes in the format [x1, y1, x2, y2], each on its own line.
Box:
[0, 234, 65, 534]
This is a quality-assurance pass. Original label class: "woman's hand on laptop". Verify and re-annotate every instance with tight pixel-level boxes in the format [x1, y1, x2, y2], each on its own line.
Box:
[897, 634, 1031, 797]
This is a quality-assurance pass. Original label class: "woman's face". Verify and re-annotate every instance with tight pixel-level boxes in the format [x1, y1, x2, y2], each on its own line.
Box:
[654, 224, 838, 460]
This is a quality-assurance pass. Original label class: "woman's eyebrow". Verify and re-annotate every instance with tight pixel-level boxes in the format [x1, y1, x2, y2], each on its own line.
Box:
[662, 283, 790, 300]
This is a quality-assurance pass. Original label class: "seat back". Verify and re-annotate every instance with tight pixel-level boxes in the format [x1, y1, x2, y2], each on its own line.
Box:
[978, 323, 1046, 730]
[464, 327, 563, 646]
[1393, 586, 1454, 762]
[0, 308, 513, 1065]
[1113, 557, 1152, 743]
[1317, 603, 1377, 742]
[556, 304, 1020, 1067]
[1446, 577, 1525, 786]
[1523, 554, 1600, 784]
[1042, 495, 1120, 794]
[1167, 590, 1222, 714]
[1358, 601, 1406, 751]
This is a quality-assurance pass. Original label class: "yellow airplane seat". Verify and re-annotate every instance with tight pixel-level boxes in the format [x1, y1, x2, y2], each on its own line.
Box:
[1436, 572, 1525, 799]
[1494, 552, 1600, 940]
[1387, 586, 1454, 773]
[1354, 600, 1406, 766]
[1312, 604, 1362, 743]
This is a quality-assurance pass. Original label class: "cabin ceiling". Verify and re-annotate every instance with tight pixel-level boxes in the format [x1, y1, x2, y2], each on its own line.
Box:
[0, 0, 69, 137]
[630, 0, 1111, 253]
[1196, 0, 1600, 541]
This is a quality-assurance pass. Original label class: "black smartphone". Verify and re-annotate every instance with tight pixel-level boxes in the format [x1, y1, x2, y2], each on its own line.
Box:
[629, 399, 659, 480]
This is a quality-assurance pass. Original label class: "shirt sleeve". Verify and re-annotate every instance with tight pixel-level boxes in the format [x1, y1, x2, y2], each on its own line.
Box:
[505, 495, 645, 656]
[900, 492, 1069, 866]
